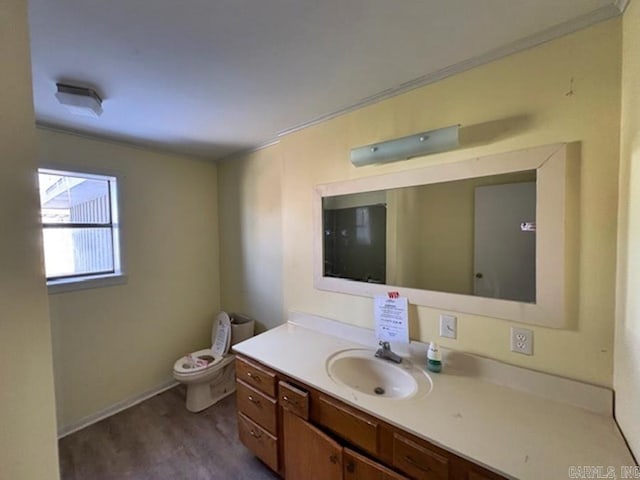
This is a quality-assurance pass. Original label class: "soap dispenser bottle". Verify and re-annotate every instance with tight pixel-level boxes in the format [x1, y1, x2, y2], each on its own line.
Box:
[427, 342, 442, 373]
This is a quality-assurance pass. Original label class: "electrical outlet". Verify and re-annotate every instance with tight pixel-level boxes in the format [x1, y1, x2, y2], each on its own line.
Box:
[510, 327, 533, 355]
[439, 314, 457, 339]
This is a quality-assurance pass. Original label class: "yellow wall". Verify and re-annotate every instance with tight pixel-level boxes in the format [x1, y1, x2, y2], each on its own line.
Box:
[38, 130, 221, 431]
[417, 180, 476, 294]
[226, 18, 622, 386]
[218, 145, 284, 332]
[387, 186, 422, 288]
[0, 1, 60, 478]
[615, 0, 640, 458]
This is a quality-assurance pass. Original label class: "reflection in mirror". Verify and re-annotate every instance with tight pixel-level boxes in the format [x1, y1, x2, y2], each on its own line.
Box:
[315, 143, 573, 327]
[322, 171, 537, 303]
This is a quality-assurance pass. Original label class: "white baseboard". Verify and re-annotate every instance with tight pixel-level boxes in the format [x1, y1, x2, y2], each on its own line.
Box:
[57, 379, 179, 439]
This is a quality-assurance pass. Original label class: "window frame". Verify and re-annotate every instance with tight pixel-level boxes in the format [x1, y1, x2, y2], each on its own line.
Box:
[38, 167, 126, 293]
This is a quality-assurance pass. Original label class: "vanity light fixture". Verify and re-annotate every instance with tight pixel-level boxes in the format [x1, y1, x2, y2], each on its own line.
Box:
[350, 125, 460, 167]
[55, 83, 103, 118]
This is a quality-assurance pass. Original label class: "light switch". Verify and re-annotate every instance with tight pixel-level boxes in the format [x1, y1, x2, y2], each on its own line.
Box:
[439, 314, 457, 339]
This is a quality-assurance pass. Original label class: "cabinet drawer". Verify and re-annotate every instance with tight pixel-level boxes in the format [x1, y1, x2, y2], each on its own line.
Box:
[393, 433, 449, 480]
[236, 380, 277, 435]
[278, 381, 309, 420]
[237, 412, 279, 472]
[315, 395, 379, 455]
[344, 448, 409, 480]
[236, 357, 277, 397]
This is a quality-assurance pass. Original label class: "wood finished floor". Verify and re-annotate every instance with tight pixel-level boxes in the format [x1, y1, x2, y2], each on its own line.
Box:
[58, 386, 280, 480]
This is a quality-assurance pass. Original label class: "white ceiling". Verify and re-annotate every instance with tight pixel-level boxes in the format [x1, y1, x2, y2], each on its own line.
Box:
[28, 0, 624, 160]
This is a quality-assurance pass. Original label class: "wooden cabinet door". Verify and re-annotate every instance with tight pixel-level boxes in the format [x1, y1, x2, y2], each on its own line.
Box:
[344, 448, 409, 480]
[392, 433, 449, 480]
[283, 410, 342, 480]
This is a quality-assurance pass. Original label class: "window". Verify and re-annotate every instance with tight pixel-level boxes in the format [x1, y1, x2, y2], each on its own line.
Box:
[38, 168, 122, 287]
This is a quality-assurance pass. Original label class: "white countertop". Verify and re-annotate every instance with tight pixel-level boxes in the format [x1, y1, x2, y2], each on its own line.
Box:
[233, 314, 635, 480]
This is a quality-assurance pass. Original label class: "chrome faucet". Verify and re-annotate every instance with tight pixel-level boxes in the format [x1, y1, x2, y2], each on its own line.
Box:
[375, 341, 402, 364]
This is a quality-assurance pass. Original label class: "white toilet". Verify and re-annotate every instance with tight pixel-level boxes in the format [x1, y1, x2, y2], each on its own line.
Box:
[173, 312, 252, 412]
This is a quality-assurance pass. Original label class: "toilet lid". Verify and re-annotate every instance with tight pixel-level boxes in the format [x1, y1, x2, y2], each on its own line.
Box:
[212, 311, 231, 357]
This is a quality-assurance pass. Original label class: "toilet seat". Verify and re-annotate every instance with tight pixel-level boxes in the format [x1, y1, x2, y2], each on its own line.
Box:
[173, 348, 224, 375]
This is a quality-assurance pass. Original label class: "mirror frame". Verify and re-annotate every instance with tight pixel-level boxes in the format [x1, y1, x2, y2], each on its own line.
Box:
[313, 143, 574, 328]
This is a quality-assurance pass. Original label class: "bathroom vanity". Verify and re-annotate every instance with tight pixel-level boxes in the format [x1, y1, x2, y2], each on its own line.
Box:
[233, 314, 634, 480]
[236, 354, 503, 480]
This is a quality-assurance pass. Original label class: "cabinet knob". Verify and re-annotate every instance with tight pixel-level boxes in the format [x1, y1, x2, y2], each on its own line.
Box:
[282, 395, 289, 402]
[248, 395, 260, 405]
[329, 454, 339, 464]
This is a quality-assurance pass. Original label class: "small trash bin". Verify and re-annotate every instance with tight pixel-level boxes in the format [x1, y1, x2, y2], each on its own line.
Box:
[230, 313, 255, 345]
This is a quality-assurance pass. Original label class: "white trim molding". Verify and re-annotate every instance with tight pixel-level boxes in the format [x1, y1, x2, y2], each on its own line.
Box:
[615, 0, 631, 14]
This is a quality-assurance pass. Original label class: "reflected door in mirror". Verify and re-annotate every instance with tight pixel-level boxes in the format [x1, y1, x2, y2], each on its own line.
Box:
[473, 182, 536, 303]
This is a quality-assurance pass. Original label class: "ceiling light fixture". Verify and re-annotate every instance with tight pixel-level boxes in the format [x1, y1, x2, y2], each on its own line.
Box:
[350, 125, 460, 167]
[55, 83, 103, 118]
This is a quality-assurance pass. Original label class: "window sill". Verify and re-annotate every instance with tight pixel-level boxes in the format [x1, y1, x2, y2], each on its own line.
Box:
[47, 273, 128, 294]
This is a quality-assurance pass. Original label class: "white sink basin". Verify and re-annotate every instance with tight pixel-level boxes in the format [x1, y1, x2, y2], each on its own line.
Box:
[326, 348, 432, 400]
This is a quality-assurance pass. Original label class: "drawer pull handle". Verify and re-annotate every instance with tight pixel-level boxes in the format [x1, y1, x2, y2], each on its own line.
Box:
[246, 372, 261, 382]
[249, 429, 262, 439]
[282, 395, 290, 402]
[404, 455, 431, 473]
[329, 454, 339, 464]
[247, 395, 260, 405]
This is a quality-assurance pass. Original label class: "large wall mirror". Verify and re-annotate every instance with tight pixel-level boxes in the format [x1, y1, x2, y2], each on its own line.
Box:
[313, 143, 576, 328]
